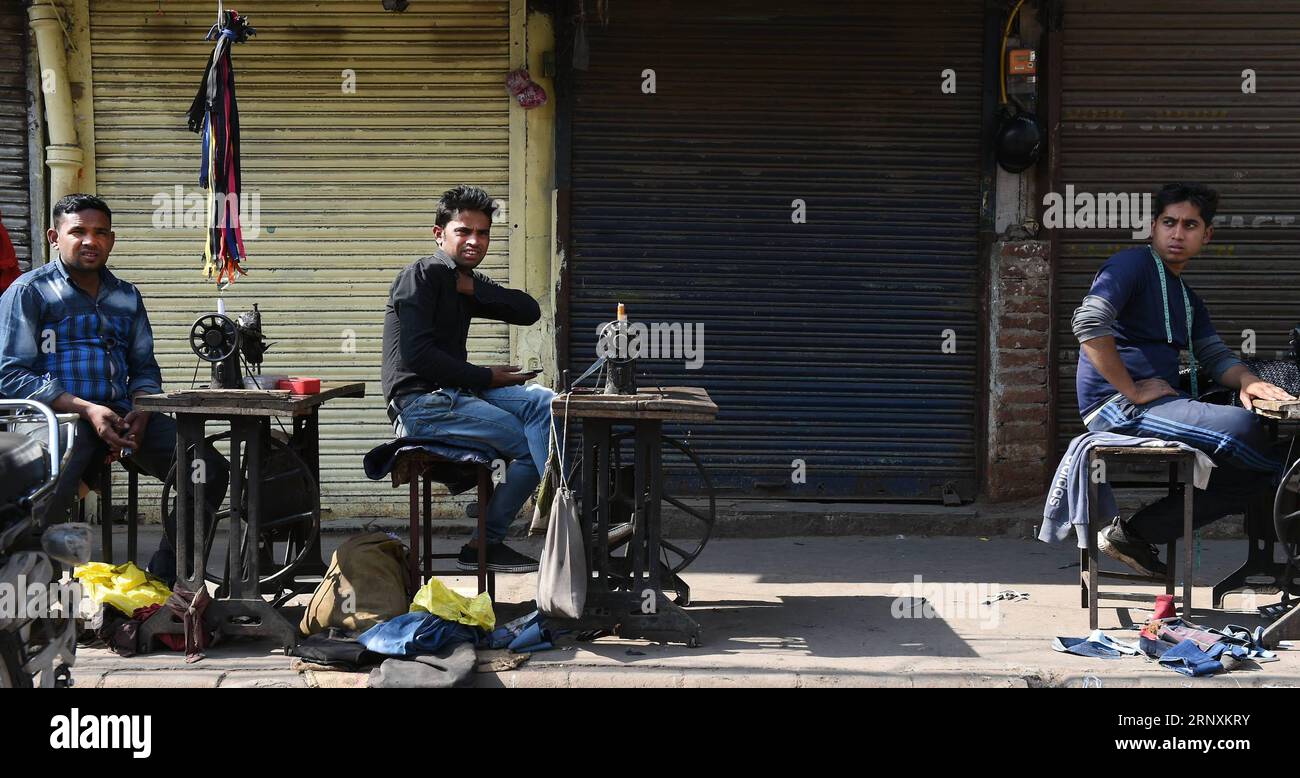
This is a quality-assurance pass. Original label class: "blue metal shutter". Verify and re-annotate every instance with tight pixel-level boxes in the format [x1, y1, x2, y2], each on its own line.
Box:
[1053, 1, 1300, 450]
[564, 1, 985, 500]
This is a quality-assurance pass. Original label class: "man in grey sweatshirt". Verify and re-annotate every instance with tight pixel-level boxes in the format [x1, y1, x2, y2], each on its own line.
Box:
[1070, 182, 1291, 576]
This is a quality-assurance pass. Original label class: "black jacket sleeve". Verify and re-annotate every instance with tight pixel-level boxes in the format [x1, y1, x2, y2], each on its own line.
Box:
[469, 273, 541, 325]
[394, 264, 493, 390]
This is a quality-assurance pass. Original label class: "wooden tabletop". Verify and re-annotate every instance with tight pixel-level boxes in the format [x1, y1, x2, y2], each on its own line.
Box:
[134, 381, 366, 417]
[1089, 445, 1194, 458]
[553, 386, 718, 422]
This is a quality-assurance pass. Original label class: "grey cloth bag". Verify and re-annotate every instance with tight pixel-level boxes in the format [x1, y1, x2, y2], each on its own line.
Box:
[367, 642, 477, 688]
[537, 394, 587, 618]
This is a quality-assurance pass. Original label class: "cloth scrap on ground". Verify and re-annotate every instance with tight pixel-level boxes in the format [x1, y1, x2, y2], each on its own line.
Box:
[290, 628, 384, 670]
[487, 609, 561, 654]
[1051, 630, 1141, 659]
[1136, 616, 1278, 675]
[368, 642, 477, 689]
[982, 590, 1029, 605]
[359, 611, 480, 657]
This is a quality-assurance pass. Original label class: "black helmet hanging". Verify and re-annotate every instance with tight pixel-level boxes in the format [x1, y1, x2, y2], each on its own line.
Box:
[995, 111, 1043, 174]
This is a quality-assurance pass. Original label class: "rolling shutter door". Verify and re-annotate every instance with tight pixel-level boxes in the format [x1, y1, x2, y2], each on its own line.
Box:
[91, 0, 511, 516]
[566, 1, 985, 499]
[1054, 1, 1300, 449]
[0, 2, 31, 266]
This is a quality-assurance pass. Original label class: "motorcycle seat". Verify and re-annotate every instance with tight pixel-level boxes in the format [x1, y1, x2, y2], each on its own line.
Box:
[0, 432, 49, 505]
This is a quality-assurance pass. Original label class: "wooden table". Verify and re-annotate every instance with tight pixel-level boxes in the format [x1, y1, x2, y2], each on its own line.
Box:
[552, 386, 718, 646]
[1244, 399, 1300, 647]
[132, 381, 365, 650]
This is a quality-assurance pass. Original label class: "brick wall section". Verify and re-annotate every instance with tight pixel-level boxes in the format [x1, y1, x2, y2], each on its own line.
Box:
[987, 240, 1052, 501]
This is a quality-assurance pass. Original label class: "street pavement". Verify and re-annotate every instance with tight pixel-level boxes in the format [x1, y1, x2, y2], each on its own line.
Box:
[70, 527, 1299, 688]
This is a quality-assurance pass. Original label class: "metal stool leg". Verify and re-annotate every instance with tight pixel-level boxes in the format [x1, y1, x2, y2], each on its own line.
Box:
[1165, 540, 1176, 597]
[126, 466, 138, 565]
[1182, 472, 1194, 617]
[1166, 465, 1178, 600]
[1087, 467, 1100, 630]
[1079, 545, 1089, 608]
[408, 477, 420, 587]
[99, 460, 113, 564]
[422, 472, 433, 581]
[476, 466, 492, 597]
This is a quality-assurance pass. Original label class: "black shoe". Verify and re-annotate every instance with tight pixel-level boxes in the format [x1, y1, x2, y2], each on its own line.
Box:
[456, 543, 539, 574]
[1098, 521, 1167, 578]
[456, 544, 480, 571]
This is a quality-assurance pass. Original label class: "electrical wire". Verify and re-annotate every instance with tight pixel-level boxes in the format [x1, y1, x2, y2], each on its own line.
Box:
[41, 1, 79, 55]
[999, 0, 1028, 106]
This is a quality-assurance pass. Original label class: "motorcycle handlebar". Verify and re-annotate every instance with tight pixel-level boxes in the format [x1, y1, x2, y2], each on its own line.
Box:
[0, 400, 77, 498]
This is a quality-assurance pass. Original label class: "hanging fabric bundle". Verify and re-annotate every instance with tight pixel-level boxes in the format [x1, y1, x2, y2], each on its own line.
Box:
[186, 7, 255, 289]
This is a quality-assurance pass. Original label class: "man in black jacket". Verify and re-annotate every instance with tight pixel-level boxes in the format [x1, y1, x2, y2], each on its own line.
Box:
[381, 185, 551, 572]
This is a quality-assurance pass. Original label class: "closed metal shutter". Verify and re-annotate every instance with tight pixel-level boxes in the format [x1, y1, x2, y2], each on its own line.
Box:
[0, 2, 31, 265]
[1053, 1, 1300, 449]
[90, 0, 511, 516]
[565, 1, 985, 499]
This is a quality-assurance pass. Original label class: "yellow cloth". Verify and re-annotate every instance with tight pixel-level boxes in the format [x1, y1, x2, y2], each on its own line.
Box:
[410, 577, 495, 631]
[73, 562, 172, 616]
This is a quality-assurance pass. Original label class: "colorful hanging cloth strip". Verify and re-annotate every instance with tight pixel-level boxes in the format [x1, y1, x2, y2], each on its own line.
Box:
[186, 10, 255, 289]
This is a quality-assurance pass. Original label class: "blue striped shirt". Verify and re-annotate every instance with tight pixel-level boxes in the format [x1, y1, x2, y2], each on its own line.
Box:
[0, 259, 162, 410]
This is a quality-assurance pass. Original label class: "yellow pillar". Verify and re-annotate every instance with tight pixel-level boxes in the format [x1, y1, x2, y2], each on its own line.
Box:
[508, 1, 558, 382]
[28, 3, 84, 203]
[524, 9, 557, 381]
[68, 0, 98, 194]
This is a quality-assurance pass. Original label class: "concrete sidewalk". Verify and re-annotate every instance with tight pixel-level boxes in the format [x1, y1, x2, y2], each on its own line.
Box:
[71, 529, 1299, 688]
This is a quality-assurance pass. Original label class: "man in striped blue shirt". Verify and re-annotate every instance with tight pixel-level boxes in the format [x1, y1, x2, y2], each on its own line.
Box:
[1071, 183, 1292, 577]
[0, 194, 227, 583]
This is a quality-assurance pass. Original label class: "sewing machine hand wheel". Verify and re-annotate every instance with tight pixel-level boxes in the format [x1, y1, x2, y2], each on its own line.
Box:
[610, 432, 715, 573]
[1272, 454, 1300, 570]
[569, 432, 715, 605]
[160, 431, 320, 595]
[190, 314, 239, 363]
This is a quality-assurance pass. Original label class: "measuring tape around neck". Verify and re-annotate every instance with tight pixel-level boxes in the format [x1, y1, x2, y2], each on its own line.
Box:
[1150, 244, 1197, 398]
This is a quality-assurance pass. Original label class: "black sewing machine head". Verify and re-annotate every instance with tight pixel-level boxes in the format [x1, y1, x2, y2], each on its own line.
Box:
[598, 311, 638, 395]
[189, 303, 270, 389]
[605, 355, 637, 395]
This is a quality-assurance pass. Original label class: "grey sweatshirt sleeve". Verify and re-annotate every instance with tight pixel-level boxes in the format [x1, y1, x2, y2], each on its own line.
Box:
[1193, 334, 1244, 382]
[1071, 294, 1118, 343]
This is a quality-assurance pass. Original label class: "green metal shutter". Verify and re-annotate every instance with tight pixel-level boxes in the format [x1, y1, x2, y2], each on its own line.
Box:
[90, 0, 511, 517]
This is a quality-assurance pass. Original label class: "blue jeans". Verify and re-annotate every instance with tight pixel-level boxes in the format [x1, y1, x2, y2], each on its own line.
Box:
[38, 410, 230, 585]
[1085, 393, 1280, 544]
[397, 384, 554, 544]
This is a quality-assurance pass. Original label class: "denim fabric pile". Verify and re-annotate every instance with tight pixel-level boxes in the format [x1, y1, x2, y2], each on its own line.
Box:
[1052, 617, 1278, 677]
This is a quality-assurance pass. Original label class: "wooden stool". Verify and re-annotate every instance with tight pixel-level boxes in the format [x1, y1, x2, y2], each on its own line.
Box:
[78, 458, 140, 566]
[1080, 446, 1195, 629]
[389, 450, 496, 600]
